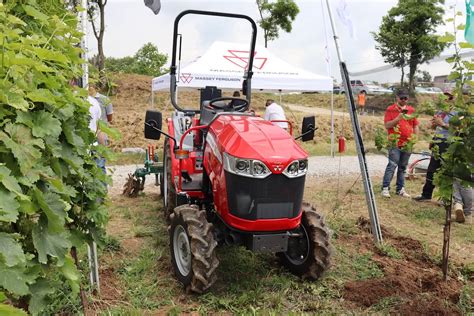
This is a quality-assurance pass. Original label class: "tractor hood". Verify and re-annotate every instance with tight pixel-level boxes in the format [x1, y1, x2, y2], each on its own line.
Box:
[208, 115, 308, 167]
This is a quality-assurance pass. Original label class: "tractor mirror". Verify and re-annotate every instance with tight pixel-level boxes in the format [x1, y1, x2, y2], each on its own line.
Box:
[301, 116, 316, 142]
[242, 79, 248, 96]
[144, 110, 162, 140]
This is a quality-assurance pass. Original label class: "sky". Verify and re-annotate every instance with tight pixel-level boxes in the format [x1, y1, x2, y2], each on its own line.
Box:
[86, 0, 469, 84]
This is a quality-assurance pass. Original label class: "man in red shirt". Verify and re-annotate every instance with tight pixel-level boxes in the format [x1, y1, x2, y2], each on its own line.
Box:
[381, 89, 419, 198]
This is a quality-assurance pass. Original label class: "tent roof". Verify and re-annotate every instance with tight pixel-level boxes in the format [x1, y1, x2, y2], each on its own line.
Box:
[152, 41, 332, 92]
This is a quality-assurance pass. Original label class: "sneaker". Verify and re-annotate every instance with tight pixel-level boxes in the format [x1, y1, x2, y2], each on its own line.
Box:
[454, 203, 465, 223]
[413, 195, 431, 202]
[381, 187, 390, 198]
[397, 187, 411, 198]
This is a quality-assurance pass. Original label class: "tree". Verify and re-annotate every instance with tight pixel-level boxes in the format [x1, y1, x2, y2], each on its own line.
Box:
[372, 0, 446, 93]
[256, 0, 299, 48]
[133, 43, 168, 76]
[415, 70, 432, 83]
[88, 0, 107, 88]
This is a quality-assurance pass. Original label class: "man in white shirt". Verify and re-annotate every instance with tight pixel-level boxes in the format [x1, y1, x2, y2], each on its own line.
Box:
[88, 95, 102, 133]
[263, 99, 288, 129]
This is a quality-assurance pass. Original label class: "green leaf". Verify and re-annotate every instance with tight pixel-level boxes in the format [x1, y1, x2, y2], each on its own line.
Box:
[459, 42, 474, 49]
[0, 124, 44, 175]
[28, 279, 55, 315]
[33, 47, 68, 64]
[32, 219, 71, 264]
[31, 111, 62, 138]
[98, 120, 122, 141]
[456, 23, 465, 31]
[0, 263, 30, 296]
[438, 34, 455, 43]
[22, 4, 48, 22]
[0, 303, 27, 316]
[0, 187, 19, 223]
[0, 166, 23, 197]
[60, 255, 80, 294]
[0, 233, 26, 267]
[33, 189, 69, 233]
[26, 89, 55, 104]
[0, 90, 29, 111]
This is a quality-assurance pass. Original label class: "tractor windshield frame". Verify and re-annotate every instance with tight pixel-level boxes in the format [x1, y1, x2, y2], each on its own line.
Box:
[169, 10, 257, 114]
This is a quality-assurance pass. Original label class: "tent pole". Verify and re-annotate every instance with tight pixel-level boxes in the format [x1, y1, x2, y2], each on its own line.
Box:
[330, 89, 335, 157]
[325, 0, 383, 244]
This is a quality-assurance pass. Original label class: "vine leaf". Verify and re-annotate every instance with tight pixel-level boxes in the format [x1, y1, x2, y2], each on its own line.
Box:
[0, 187, 19, 223]
[22, 5, 49, 22]
[0, 263, 31, 296]
[33, 189, 69, 233]
[0, 124, 44, 175]
[61, 255, 80, 294]
[28, 279, 55, 315]
[32, 220, 71, 264]
[0, 303, 27, 316]
[0, 233, 26, 267]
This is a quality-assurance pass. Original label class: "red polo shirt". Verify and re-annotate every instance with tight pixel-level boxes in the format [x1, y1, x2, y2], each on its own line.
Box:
[384, 103, 418, 147]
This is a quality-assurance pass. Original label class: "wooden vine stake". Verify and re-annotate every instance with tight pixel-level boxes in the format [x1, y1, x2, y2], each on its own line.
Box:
[441, 199, 452, 281]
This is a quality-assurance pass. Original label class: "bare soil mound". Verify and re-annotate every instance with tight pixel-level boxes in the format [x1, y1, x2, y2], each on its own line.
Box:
[342, 217, 465, 315]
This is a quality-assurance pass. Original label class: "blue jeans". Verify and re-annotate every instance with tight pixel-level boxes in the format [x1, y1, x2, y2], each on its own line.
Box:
[382, 147, 411, 192]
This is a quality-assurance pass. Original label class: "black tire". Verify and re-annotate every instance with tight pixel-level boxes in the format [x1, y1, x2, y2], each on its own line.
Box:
[278, 202, 332, 280]
[163, 138, 176, 220]
[169, 205, 219, 293]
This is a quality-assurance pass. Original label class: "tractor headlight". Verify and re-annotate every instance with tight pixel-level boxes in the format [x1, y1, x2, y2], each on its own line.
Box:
[283, 159, 308, 178]
[223, 153, 271, 179]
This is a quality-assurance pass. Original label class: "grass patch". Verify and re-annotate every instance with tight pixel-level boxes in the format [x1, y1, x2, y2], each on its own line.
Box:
[109, 151, 146, 165]
[376, 242, 404, 259]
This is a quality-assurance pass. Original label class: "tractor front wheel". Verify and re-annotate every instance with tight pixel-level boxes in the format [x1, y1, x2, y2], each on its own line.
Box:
[169, 205, 219, 293]
[163, 138, 176, 220]
[278, 202, 332, 280]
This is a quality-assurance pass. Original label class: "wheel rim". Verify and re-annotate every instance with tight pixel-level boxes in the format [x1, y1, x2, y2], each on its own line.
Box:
[173, 225, 191, 276]
[284, 224, 310, 266]
[163, 148, 168, 208]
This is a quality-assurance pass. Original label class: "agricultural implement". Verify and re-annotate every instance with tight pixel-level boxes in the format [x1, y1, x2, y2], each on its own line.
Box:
[143, 10, 332, 293]
[122, 145, 163, 197]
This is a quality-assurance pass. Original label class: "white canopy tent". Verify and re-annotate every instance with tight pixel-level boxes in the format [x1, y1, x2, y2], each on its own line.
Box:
[152, 41, 333, 93]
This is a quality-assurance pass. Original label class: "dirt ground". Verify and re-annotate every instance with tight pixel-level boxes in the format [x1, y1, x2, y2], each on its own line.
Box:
[343, 218, 463, 315]
[92, 169, 473, 314]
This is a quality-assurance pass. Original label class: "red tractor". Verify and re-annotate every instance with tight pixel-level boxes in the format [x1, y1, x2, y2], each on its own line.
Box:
[144, 10, 332, 293]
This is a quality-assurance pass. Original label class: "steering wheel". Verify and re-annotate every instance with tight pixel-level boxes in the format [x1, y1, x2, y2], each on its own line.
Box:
[207, 97, 249, 112]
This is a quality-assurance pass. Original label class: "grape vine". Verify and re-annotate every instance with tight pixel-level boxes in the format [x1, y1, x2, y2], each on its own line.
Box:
[0, 1, 109, 314]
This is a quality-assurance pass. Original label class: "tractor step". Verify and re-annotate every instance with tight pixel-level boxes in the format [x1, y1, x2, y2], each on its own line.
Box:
[181, 173, 203, 191]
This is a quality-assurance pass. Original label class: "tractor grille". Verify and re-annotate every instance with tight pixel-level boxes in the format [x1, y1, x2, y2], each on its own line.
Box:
[225, 172, 305, 220]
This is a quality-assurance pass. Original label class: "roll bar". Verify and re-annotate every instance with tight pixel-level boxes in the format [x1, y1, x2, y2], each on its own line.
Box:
[169, 10, 258, 114]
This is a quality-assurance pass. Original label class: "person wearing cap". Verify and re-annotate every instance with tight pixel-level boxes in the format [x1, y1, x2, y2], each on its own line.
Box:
[413, 93, 458, 203]
[381, 89, 419, 198]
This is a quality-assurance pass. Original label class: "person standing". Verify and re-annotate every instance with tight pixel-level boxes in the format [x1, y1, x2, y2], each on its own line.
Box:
[414, 93, 455, 202]
[264, 99, 288, 129]
[453, 178, 473, 224]
[381, 89, 419, 198]
[89, 83, 113, 124]
[357, 91, 366, 115]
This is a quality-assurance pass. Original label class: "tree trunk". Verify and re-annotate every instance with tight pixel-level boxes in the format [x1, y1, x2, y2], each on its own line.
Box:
[400, 67, 405, 87]
[408, 59, 417, 95]
[97, 1, 106, 88]
[264, 31, 268, 48]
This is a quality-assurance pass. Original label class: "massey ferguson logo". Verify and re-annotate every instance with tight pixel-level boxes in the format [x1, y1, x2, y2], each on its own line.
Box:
[224, 50, 268, 70]
[272, 163, 283, 172]
[180, 73, 193, 83]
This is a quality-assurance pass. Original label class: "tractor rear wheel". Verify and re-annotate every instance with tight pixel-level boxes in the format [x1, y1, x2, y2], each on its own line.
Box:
[169, 205, 219, 293]
[278, 202, 332, 280]
[163, 138, 176, 220]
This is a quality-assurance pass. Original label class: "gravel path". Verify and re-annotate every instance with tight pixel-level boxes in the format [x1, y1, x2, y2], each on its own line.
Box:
[108, 154, 429, 195]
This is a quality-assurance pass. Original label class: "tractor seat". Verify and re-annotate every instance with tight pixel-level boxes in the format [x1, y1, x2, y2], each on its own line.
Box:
[200, 100, 225, 125]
